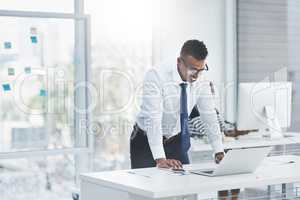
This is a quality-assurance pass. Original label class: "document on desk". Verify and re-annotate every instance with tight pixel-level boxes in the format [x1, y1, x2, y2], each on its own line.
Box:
[126, 168, 191, 178]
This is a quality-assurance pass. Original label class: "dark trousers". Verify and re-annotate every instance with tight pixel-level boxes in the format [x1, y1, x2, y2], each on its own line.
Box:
[130, 124, 189, 169]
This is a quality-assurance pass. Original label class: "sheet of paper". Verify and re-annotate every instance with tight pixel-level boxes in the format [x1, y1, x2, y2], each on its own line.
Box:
[126, 168, 191, 178]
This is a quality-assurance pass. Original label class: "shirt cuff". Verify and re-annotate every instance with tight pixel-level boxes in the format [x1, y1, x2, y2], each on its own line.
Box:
[149, 144, 166, 160]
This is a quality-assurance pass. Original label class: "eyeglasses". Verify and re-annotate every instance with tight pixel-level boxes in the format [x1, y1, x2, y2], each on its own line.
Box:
[180, 57, 209, 74]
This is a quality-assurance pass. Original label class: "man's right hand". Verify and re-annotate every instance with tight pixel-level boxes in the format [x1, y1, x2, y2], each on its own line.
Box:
[155, 158, 182, 169]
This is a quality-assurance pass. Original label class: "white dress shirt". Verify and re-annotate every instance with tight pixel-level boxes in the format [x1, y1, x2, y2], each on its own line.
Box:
[136, 61, 224, 160]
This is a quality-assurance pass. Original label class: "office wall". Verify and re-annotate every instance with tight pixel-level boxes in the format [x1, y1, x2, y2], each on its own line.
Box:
[238, 0, 300, 130]
[237, 0, 288, 82]
[153, 0, 227, 111]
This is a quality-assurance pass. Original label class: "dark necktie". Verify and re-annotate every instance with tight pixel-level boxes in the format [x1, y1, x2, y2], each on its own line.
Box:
[180, 83, 191, 154]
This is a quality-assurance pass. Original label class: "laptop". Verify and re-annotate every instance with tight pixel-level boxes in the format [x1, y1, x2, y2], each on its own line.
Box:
[189, 146, 272, 177]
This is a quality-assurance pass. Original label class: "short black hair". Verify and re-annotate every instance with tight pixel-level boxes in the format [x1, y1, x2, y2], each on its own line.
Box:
[180, 40, 208, 60]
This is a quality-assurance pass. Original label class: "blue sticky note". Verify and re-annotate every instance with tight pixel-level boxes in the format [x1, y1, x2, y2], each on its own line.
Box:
[8, 68, 15, 76]
[2, 84, 11, 91]
[40, 89, 47, 96]
[24, 67, 31, 74]
[4, 42, 12, 49]
[30, 36, 38, 44]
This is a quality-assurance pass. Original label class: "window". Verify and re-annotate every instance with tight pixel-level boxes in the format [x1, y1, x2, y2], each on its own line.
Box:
[0, 16, 77, 152]
[0, 1, 91, 199]
[85, 0, 153, 170]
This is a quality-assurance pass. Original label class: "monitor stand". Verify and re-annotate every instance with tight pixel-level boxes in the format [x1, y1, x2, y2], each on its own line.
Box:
[260, 105, 284, 139]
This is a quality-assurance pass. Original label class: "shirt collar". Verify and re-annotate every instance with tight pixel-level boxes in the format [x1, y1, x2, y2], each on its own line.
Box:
[172, 65, 187, 85]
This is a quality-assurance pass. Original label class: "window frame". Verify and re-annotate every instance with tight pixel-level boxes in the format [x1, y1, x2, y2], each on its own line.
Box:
[0, 0, 93, 179]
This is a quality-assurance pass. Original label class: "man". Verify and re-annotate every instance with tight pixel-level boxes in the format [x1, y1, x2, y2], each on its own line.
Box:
[130, 39, 224, 169]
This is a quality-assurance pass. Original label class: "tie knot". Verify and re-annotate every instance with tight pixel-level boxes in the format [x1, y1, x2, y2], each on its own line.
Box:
[180, 82, 187, 89]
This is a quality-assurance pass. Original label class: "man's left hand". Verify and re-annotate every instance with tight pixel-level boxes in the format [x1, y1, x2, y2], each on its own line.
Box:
[215, 152, 225, 164]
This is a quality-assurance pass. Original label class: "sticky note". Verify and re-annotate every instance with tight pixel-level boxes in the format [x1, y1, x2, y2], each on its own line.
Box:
[4, 42, 12, 49]
[24, 67, 31, 74]
[2, 84, 11, 91]
[39, 89, 47, 96]
[8, 68, 15, 76]
[30, 36, 38, 44]
[30, 27, 37, 35]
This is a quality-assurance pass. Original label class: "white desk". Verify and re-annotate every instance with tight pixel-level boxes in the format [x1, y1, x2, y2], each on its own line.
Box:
[80, 155, 300, 200]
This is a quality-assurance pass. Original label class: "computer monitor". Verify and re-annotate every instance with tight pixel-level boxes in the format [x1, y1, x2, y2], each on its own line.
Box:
[237, 82, 292, 139]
